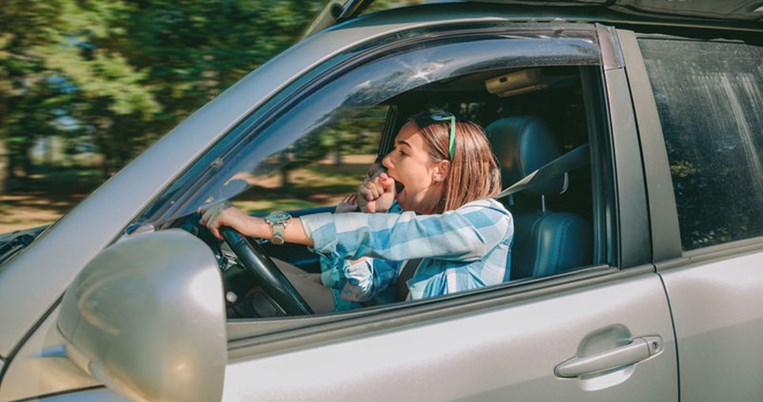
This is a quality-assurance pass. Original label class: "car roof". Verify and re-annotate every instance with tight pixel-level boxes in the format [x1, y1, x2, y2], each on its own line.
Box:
[472, 0, 763, 21]
[306, 0, 762, 39]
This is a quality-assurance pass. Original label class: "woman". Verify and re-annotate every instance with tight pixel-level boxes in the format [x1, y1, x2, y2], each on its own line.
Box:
[202, 112, 513, 313]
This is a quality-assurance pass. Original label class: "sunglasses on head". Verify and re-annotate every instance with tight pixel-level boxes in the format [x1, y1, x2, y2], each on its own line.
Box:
[413, 111, 456, 160]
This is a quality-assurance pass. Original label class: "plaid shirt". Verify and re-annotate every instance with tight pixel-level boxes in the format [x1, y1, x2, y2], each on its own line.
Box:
[300, 199, 513, 306]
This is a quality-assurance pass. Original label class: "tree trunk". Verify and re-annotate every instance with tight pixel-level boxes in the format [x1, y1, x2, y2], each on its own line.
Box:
[0, 89, 8, 195]
[332, 149, 343, 166]
[280, 168, 291, 191]
[279, 152, 291, 191]
[0, 136, 7, 195]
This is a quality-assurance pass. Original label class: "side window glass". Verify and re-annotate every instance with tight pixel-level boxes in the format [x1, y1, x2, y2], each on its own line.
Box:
[639, 39, 763, 250]
[135, 29, 608, 319]
[233, 107, 386, 214]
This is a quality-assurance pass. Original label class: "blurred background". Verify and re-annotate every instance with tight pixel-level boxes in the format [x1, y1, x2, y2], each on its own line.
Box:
[0, 0, 408, 233]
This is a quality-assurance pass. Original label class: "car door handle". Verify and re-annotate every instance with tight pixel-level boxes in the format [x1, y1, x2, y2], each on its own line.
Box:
[554, 336, 663, 378]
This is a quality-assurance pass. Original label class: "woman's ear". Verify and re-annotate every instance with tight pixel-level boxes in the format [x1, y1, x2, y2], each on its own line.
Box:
[434, 160, 451, 182]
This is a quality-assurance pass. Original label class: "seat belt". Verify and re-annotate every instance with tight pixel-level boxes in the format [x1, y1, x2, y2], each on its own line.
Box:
[393, 146, 589, 301]
[395, 258, 422, 302]
[494, 143, 590, 200]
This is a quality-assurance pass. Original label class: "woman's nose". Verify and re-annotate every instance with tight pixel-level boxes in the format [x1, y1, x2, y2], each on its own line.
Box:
[382, 154, 393, 169]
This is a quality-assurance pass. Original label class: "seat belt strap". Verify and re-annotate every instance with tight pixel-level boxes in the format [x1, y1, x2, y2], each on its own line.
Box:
[395, 258, 422, 302]
[495, 143, 590, 200]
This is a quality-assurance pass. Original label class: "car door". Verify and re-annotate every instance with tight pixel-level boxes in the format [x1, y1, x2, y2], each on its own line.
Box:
[622, 27, 763, 401]
[200, 22, 678, 401]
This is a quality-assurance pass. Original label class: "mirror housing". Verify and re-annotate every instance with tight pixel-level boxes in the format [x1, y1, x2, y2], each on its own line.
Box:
[57, 229, 226, 402]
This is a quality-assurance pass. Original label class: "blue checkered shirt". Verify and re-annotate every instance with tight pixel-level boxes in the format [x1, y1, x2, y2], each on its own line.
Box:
[299, 198, 513, 306]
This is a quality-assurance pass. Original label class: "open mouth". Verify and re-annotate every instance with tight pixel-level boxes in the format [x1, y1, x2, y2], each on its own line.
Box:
[394, 180, 405, 202]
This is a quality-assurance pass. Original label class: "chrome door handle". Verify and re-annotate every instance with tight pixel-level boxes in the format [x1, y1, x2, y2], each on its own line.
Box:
[554, 336, 663, 378]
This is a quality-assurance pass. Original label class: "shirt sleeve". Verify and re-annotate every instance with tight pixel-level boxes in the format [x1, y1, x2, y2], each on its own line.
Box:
[300, 199, 512, 263]
[339, 258, 400, 302]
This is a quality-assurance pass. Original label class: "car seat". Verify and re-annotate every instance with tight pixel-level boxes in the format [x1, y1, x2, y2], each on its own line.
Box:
[486, 116, 592, 280]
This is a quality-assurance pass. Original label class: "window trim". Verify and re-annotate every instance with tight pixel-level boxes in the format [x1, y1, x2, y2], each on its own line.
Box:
[592, 28, 652, 269]
[618, 29, 683, 263]
[226, 264, 640, 360]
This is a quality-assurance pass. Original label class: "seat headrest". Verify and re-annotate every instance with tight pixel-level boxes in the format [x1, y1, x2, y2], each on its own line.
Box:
[486, 116, 564, 196]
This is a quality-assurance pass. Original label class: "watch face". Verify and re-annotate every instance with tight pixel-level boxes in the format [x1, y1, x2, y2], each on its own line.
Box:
[268, 211, 291, 224]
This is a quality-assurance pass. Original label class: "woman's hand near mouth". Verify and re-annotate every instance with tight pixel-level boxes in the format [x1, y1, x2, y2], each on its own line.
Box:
[357, 173, 396, 213]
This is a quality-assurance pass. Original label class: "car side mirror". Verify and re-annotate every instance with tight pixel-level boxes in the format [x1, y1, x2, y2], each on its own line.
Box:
[57, 229, 226, 402]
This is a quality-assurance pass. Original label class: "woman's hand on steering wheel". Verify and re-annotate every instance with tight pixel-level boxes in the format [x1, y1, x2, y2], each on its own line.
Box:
[200, 201, 258, 240]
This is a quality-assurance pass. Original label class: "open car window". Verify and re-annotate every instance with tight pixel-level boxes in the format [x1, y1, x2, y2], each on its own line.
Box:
[131, 24, 608, 319]
[139, 27, 601, 226]
[225, 106, 387, 216]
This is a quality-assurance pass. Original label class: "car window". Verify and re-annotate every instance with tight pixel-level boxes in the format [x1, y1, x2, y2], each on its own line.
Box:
[132, 26, 610, 320]
[638, 38, 763, 250]
[228, 106, 386, 215]
[143, 28, 602, 227]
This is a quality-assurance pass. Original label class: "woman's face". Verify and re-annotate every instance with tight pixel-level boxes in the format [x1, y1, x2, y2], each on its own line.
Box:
[381, 122, 446, 213]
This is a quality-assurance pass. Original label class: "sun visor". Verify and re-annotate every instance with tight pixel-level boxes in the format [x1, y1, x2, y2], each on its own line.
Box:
[486, 69, 547, 97]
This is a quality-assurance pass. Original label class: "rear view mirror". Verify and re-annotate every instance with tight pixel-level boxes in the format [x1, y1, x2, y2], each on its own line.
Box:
[57, 229, 226, 402]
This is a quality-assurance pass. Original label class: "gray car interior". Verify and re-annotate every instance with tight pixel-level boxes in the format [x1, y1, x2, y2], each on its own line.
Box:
[486, 116, 592, 280]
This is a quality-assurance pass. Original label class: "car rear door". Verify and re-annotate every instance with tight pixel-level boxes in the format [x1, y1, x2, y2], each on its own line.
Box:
[623, 26, 763, 402]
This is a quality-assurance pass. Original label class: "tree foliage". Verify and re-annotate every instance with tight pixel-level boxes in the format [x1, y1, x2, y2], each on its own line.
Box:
[1, 0, 323, 192]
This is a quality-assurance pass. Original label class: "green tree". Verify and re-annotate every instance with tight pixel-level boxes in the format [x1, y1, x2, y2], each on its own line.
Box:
[0, 1, 61, 192]
[2, 0, 324, 191]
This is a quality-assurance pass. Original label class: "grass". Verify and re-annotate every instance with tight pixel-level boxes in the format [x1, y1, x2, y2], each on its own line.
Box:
[0, 167, 103, 233]
[1, 156, 373, 233]
[232, 156, 375, 213]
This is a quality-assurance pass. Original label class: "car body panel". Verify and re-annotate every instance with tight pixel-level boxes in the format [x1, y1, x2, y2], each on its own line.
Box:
[0, 1, 760, 401]
[222, 273, 677, 401]
[660, 251, 763, 401]
[30, 388, 131, 402]
[0, 305, 100, 402]
[608, 0, 763, 21]
[313, 0, 763, 38]
[618, 17, 763, 401]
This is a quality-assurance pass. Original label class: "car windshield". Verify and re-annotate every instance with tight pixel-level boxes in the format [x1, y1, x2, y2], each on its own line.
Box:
[0, 226, 48, 267]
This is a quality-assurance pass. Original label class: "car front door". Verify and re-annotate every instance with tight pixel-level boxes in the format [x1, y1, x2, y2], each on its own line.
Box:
[209, 23, 678, 401]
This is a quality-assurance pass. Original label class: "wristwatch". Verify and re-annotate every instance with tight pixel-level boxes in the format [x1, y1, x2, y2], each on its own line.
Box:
[265, 211, 291, 245]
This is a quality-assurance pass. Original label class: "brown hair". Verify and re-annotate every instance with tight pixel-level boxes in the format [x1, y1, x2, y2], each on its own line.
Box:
[412, 117, 502, 213]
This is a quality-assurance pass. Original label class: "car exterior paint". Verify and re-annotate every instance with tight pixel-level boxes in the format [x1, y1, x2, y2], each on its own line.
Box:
[0, 2, 761, 401]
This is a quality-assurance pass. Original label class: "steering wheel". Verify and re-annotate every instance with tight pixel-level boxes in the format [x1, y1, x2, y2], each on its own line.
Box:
[220, 227, 313, 316]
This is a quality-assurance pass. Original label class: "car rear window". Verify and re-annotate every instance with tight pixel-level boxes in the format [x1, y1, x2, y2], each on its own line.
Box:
[638, 38, 763, 250]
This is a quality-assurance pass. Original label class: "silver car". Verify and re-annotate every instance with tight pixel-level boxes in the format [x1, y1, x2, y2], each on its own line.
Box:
[1, 1, 762, 401]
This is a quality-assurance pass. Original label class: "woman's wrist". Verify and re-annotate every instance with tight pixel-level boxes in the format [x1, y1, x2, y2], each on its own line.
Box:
[237, 214, 311, 246]
[247, 216, 270, 239]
